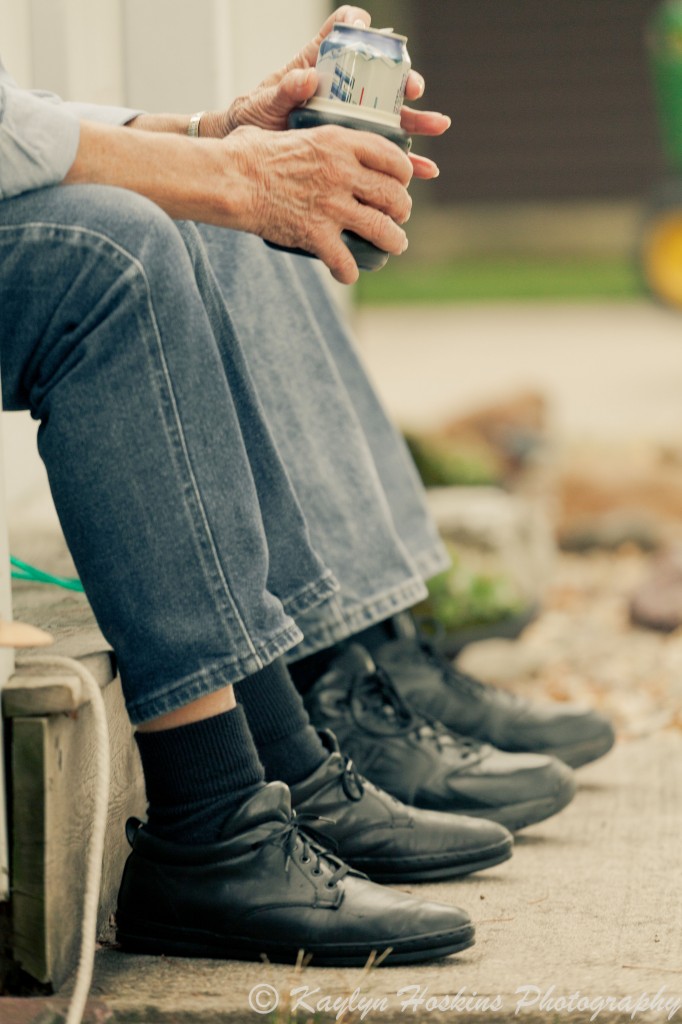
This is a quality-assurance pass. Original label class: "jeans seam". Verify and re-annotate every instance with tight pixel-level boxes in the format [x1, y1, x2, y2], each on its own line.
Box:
[126, 620, 304, 724]
[412, 545, 451, 580]
[288, 576, 428, 658]
[278, 570, 339, 615]
[125, 240, 261, 662]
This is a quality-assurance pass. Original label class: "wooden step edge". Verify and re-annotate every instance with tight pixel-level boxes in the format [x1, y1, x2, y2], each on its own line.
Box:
[2, 652, 117, 718]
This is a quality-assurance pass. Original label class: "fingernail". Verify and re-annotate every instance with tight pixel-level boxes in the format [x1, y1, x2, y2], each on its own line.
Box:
[444, 115, 452, 129]
[354, 18, 367, 26]
[414, 73, 425, 95]
[402, 236, 409, 252]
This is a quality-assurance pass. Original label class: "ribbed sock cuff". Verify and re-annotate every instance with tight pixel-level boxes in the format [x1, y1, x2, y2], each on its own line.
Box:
[235, 659, 311, 745]
[136, 703, 265, 809]
[235, 659, 327, 784]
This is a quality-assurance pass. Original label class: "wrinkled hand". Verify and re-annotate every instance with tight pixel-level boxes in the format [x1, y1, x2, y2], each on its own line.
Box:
[226, 123, 413, 285]
[207, 6, 368, 137]
[204, 5, 450, 179]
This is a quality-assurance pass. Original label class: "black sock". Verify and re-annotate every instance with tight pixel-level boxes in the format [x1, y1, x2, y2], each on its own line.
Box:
[234, 659, 328, 785]
[349, 618, 398, 653]
[287, 644, 344, 695]
[135, 703, 265, 845]
[288, 617, 398, 695]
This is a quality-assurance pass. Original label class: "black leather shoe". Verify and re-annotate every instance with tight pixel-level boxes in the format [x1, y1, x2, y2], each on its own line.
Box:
[375, 613, 616, 769]
[290, 731, 512, 882]
[303, 646, 576, 831]
[116, 782, 474, 966]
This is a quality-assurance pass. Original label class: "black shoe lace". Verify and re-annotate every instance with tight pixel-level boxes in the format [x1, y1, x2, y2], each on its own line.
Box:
[340, 757, 365, 801]
[349, 664, 479, 759]
[253, 815, 350, 888]
[349, 665, 419, 737]
[311, 749, 410, 811]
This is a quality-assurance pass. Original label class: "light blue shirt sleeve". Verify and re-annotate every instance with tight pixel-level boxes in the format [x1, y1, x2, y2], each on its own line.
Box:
[0, 53, 144, 200]
[63, 100, 144, 125]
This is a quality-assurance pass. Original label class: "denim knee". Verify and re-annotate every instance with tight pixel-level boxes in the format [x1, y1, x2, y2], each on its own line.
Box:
[0, 184, 199, 412]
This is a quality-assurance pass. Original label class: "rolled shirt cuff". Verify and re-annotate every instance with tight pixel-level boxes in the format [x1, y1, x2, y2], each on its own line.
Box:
[63, 100, 143, 126]
[0, 85, 81, 199]
[0, 86, 145, 201]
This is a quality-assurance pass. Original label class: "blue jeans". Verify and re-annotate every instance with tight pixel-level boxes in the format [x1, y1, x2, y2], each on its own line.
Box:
[195, 225, 448, 656]
[0, 184, 447, 722]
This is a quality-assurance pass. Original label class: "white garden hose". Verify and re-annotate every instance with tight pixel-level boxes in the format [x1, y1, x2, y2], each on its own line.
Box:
[16, 654, 110, 1024]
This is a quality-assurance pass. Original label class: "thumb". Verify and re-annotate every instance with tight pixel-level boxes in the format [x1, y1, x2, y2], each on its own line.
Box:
[279, 66, 318, 107]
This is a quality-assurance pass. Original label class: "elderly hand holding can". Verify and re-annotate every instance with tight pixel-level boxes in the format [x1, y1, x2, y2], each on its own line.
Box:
[200, 7, 450, 274]
[211, 6, 451, 181]
[65, 7, 449, 284]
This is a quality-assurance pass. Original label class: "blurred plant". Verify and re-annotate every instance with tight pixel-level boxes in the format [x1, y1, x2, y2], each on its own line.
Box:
[405, 390, 549, 491]
[416, 544, 526, 633]
[405, 433, 502, 487]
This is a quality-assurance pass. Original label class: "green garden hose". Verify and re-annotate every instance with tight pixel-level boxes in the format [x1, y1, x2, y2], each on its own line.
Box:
[10, 555, 85, 593]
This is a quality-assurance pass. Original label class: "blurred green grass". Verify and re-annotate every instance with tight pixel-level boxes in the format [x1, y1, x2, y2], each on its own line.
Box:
[356, 257, 641, 305]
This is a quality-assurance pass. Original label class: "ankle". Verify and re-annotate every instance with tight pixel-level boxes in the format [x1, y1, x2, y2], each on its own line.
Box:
[135, 704, 265, 844]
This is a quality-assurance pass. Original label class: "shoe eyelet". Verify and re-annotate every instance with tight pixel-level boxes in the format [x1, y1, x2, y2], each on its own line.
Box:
[325, 880, 337, 889]
[300, 855, 311, 864]
[311, 867, 322, 876]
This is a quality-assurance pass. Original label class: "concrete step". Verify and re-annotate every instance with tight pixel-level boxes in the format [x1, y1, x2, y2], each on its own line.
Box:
[2, 525, 145, 990]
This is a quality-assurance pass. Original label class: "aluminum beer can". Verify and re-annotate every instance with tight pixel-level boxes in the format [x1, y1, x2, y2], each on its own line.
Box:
[311, 24, 410, 126]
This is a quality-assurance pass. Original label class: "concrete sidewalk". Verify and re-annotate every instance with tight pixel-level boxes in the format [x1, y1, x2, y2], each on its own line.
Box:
[49, 731, 679, 1023]
[354, 299, 682, 443]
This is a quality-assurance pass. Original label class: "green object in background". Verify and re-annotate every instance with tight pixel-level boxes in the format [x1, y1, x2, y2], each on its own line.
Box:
[10, 556, 85, 593]
[405, 433, 502, 487]
[648, 0, 682, 171]
[356, 257, 640, 306]
[415, 545, 525, 634]
[638, 2, 682, 311]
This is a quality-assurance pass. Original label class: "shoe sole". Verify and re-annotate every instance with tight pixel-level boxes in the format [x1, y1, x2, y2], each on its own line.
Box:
[116, 921, 475, 966]
[355, 837, 513, 883]
[457, 773, 576, 832]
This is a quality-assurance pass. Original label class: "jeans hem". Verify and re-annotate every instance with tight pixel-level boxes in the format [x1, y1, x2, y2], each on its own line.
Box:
[411, 544, 451, 582]
[287, 576, 429, 660]
[278, 570, 339, 618]
[126, 620, 305, 724]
